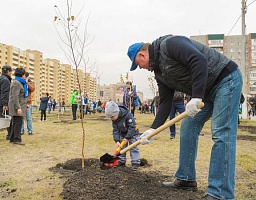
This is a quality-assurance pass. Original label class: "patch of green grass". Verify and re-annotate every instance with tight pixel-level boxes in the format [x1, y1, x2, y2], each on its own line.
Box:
[0, 178, 16, 188]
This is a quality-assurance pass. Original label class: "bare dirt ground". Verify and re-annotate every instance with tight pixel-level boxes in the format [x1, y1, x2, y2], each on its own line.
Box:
[0, 110, 256, 200]
[50, 158, 205, 200]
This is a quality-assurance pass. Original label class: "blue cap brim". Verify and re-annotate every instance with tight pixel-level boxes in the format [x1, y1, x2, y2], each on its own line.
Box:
[127, 42, 144, 71]
[130, 62, 138, 71]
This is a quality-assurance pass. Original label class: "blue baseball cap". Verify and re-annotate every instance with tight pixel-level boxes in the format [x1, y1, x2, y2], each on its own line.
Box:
[127, 42, 144, 71]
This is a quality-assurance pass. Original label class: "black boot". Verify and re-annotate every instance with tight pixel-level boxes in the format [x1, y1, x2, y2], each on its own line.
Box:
[162, 179, 197, 191]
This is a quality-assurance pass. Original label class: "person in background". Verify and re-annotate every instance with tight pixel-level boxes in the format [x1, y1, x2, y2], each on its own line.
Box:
[151, 91, 160, 116]
[69, 90, 79, 120]
[127, 34, 242, 200]
[8, 68, 28, 145]
[105, 101, 140, 171]
[238, 93, 245, 124]
[21, 72, 35, 135]
[62, 100, 65, 112]
[102, 101, 107, 113]
[248, 95, 256, 117]
[0, 65, 12, 140]
[83, 93, 88, 116]
[79, 92, 85, 119]
[169, 91, 185, 139]
[39, 93, 49, 121]
[86, 100, 93, 114]
[47, 96, 52, 114]
[92, 100, 96, 114]
[52, 99, 56, 111]
[97, 99, 102, 113]
[123, 81, 138, 116]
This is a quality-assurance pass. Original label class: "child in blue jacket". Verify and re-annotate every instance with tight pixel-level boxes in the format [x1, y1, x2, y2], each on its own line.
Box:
[39, 93, 49, 121]
[105, 101, 140, 171]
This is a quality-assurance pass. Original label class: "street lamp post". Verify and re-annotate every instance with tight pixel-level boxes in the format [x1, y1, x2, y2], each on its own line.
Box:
[241, 0, 248, 119]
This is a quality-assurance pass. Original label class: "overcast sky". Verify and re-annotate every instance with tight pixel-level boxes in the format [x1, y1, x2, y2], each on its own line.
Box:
[1, 0, 255, 98]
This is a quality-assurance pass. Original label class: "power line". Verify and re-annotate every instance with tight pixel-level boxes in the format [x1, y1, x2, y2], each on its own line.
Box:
[227, 15, 241, 36]
[247, 0, 256, 7]
[227, 0, 255, 36]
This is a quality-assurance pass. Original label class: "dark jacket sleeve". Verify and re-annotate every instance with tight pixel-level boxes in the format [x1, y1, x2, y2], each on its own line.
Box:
[124, 112, 138, 139]
[151, 81, 174, 129]
[0, 77, 11, 106]
[165, 36, 208, 99]
[113, 122, 120, 142]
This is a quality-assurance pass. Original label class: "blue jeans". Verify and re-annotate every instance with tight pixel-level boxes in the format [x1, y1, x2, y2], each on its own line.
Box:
[169, 101, 185, 138]
[119, 135, 140, 165]
[21, 104, 33, 133]
[175, 69, 242, 200]
[48, 104, 51, 114]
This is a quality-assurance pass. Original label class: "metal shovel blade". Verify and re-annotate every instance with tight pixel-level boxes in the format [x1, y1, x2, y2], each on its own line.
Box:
[100, 153, 118, 163]
[100, 140, 127, 163]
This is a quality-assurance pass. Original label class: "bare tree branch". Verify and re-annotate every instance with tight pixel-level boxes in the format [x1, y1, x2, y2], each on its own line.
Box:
[54, 0, 94, 169]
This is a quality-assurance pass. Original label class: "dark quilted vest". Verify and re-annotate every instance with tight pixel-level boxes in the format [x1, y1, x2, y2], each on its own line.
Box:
[153, 35, 230, 96]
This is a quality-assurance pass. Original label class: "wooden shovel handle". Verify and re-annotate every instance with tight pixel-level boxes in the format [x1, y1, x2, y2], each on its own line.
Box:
[119, 102, 204, 154]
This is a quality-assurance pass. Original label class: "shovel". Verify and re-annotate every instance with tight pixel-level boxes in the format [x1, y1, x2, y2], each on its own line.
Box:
[100, 102, 204, 163]
[120, 102, 204, 155]
[100, 139, 127, 167]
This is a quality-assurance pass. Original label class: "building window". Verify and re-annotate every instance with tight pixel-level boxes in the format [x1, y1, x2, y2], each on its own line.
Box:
[100, 91, 103, 97]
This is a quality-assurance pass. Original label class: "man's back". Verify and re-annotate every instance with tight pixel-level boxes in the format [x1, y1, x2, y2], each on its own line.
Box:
[0, 74, 11, 108]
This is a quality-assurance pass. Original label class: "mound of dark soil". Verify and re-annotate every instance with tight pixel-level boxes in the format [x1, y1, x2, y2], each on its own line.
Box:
[50, 158, 204, 200]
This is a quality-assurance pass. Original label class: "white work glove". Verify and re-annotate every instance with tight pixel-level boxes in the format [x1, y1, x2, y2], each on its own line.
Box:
[139, 128, 155, 145]
[186, 98, 202, 117]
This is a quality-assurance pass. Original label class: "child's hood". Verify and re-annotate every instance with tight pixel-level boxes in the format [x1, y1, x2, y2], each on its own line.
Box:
[118, 105, 129, 118]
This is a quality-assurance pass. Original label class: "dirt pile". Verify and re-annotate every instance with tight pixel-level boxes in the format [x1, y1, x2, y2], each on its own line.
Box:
[50, 158, 204, 200]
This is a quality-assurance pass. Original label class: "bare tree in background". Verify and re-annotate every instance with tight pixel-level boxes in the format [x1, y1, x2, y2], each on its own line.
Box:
[54, 0, 95, 168]
[148, 74, 157, 97]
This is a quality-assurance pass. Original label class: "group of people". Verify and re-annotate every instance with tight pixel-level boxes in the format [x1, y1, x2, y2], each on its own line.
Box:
[68, 81, 140, 121]
[69, 90, 103, 120]
[1, 33, 244, 199]
[38, 93, 65, 121]
[46, 97, 57, 113]
[105, 34, 242, 200]
[0, 66, 35, 145]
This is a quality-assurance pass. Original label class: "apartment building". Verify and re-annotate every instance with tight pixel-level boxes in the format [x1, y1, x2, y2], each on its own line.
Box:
[191, 33, 256, 96]
[96, 83, 120, 102]
[0, 42, 97, 106]
[96, 82, 144, 104]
